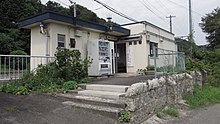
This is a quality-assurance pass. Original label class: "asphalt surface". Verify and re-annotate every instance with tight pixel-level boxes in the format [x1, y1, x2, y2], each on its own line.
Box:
[0, 92, 116, 124]
[166, 104, 220, 124]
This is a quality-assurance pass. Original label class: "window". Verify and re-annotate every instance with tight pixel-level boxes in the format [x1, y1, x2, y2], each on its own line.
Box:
[139, 41, 142, 44]
[70, 38, 76, 48]
[150, 42, 158, 57]
[134, 41, 137, 45]
[129, 42, 132, 45]
[57, 34, 65, 48]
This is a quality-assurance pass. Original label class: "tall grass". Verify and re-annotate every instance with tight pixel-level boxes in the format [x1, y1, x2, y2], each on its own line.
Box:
[183, 85, 220, 108]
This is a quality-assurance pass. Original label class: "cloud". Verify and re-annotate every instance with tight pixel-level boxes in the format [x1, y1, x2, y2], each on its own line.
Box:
[42, 0, 220, 45]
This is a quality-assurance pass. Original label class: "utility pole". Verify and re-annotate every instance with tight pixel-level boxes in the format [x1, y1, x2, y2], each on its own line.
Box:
[189, 0, 193, 58]
[69, 0, 76, 17]
[166, 15, 176, 33]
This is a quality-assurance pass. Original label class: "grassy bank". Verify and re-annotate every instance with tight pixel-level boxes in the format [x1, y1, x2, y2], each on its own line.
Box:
[183, 85, 220, 108]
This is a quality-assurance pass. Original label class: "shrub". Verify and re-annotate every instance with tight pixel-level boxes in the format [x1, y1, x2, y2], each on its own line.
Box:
[55, 49, 92, 82]
[1, 49, 91, 95]
[162, 106, 179, 117]
[118, 111, 131, 122]
[62, 81, 78, 92]
[146, 66, 155, 71]
[157, 106, 179, 119]
[14, 86, 29, 95]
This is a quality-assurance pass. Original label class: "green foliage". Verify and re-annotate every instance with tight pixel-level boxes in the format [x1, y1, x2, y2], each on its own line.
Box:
[157, 106, 179, 119]
[162, 106, 179, 117]
[9, 50, 28, 70]
[0, 49, 91, 95]
[206, 62, 220, 87]
[0, 82, 29, 95]
[55, 49, 92, 82]
[0, 0, 113, 55]
[62, 81, 78, 92]
[14, 86, 29, 95]
[118, 111, 131, 122]
[183, 85, 220, 108]
[10, 50, 27, 55]
[200, 7, 220, 48]
[146, 66, 155, 71]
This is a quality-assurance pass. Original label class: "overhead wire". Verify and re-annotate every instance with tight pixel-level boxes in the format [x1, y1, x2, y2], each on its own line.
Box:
[94, 0, 138, 22]
[139, 0, 168, 23]
[165, 0, 203, 16]
[157, 0, 172, 14]
[143, 0, 168, 18]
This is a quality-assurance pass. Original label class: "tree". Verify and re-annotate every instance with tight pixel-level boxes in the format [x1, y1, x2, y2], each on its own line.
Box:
[0, 0, 113, 55]
[200, 7, 220, 48]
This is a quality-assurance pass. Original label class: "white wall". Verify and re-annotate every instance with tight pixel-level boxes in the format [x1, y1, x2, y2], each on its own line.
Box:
[123, 23, 176, 73]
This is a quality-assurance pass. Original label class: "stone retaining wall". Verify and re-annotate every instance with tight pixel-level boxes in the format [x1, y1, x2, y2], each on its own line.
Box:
[124, 72, 203, 124]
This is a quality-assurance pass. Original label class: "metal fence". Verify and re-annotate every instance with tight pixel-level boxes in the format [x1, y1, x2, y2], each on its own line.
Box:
[148, 47, 185, 77]
[0, 55, 55, 81]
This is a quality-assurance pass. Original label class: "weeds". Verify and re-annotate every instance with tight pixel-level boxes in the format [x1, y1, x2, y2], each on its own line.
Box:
[118, 111, 131, 122]
[157, 106, 179, 119]
[183, 85, 220, 108]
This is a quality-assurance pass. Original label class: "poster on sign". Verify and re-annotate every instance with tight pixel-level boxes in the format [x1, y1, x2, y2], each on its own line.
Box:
[127, 46, 134, 67]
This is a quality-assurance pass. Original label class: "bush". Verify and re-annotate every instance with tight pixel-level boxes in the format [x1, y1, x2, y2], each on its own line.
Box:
[0, 82, 29, 95]
[1, 49, 91, 95]
[62, 81, 78, 92]
[118, 111, 131, 122]
[14, 86, 29, 95]
[146, 66, 155, 71]
[55, 49, 92, 82]
[157, 106, 179, 119]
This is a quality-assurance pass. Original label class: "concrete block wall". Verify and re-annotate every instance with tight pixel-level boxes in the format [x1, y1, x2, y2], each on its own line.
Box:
[124, 71, 203, 124]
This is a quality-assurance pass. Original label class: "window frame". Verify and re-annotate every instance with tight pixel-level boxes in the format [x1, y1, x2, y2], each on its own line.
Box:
[70, 38, 76, 48]
[57, 34, 66, 48]
[149, 42, 158, 57]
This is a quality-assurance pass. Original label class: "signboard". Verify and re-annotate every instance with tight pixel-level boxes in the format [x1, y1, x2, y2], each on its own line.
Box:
[127, 46, 134, 66]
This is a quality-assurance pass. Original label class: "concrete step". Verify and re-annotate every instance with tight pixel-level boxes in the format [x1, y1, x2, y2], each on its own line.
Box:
[62, 101, 123, 119]
[78, 84, 129, 93]
[56, 93, 126, 109]
[77, 90, 126, 99]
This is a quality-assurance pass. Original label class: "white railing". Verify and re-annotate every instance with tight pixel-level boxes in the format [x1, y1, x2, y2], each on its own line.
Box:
[0, 55, 55, 80]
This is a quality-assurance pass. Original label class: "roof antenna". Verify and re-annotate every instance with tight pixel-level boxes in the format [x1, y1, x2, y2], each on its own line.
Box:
[69, 0, 76, 17]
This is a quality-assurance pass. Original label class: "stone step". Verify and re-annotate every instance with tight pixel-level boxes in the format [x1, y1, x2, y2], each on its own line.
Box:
[78, 84, 129, 93]
[56, 93, 126, 109]
[77, 90, 126, 99]
[62, 101, 123, 119]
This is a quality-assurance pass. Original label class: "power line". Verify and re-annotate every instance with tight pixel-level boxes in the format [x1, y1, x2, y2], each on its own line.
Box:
[143, 0, 167, 18]
[165, 0, 203, 16]
[139, 0, 168, 22]
[157, 0, 172, 14]
[94, 0, 138, 22]
[93, 6, 103, 11]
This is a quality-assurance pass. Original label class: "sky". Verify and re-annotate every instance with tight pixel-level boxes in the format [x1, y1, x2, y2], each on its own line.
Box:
[42, 0, 220, 45]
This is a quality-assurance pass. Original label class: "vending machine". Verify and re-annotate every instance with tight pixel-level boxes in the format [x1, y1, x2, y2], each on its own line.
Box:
[88, 39, 115, 76]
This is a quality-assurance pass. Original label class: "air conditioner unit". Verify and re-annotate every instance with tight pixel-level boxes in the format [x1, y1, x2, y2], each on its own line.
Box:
[75, 30, 82, 37]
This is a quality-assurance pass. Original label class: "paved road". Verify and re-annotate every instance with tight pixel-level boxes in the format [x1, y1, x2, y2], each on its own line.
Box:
[166, 104, 220, 124]
[0, 92, 116, 124]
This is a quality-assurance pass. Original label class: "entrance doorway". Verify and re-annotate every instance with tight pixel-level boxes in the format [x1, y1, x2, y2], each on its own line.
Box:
[115, 43, 127, 73]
